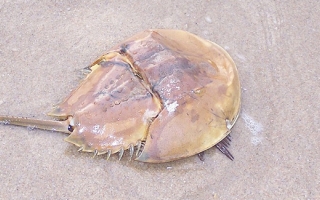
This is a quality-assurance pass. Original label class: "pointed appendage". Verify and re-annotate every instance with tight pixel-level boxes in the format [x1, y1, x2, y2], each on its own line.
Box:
[118, 148, 124, 160]
[215, 135, 234, 160]
[0, 115, 71, 134]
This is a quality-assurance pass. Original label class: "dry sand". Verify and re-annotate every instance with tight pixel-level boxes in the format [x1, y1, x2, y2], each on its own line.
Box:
[0, 1, 319, 199]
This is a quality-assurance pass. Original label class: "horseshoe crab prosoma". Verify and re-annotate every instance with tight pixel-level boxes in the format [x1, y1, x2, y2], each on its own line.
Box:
[0, 29, 240, 163]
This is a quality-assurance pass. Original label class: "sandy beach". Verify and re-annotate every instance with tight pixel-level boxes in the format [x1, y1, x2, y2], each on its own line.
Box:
[0, 1, 319, 199]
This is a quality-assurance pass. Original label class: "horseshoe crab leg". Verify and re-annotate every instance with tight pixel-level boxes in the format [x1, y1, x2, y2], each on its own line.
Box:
[0, 115, 71, 134]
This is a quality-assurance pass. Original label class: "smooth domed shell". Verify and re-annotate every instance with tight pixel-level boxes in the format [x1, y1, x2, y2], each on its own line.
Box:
[47, 29, 241, 163]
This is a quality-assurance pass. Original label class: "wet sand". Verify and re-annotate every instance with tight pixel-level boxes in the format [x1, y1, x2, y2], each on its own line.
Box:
[0, 1, 319, 199]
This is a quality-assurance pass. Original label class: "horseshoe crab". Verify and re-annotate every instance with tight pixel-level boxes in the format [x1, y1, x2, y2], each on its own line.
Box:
[0, 29, 240, 163]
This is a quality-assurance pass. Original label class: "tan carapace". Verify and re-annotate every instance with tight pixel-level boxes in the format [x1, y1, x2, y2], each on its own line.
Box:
[0, 29, 241, 163]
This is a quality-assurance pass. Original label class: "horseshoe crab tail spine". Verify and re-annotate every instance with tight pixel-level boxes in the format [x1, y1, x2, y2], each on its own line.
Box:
[0, 115, 70, 134]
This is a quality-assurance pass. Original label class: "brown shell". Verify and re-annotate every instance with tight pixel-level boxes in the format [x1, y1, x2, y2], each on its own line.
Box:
[0, 29, 240, 163]
[48, 29, 240, 163]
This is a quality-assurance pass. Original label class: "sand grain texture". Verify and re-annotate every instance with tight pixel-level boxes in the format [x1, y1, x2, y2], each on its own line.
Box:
[0, 1, 319, 199]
